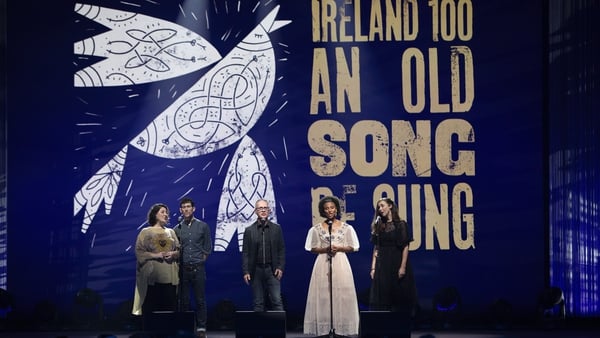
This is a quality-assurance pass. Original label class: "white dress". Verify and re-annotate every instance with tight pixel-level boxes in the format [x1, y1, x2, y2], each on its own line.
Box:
[303, 222, 360, 336]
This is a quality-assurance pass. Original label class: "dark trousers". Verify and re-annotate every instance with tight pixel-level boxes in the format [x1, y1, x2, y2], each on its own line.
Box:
[180, 264, 208, 329]
[143, 283, 177, 314]
[251, 265, 283, 312]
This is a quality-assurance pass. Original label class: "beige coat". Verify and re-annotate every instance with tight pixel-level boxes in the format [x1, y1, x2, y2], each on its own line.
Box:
[132, 226, 180, 315]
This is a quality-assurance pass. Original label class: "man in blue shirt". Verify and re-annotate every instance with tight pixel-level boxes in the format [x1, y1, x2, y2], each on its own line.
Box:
[174, 197, 212, 338]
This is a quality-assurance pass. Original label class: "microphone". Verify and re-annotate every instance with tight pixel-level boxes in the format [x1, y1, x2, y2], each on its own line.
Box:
[326, 219, 333, 233]
[326, 219, 334, 259]
[375, 215, 381, 224]
[260, 218, 267, 232]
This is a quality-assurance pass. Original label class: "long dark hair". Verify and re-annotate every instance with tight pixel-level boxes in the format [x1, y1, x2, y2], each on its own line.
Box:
[371, 198, 402, 234]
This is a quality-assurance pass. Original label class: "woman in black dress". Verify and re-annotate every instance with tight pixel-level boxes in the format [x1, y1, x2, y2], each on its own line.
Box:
[369, 198, 417, 313]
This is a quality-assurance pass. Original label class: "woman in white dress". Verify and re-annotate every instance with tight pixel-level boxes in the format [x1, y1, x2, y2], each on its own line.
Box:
[303, 196, 360, 336]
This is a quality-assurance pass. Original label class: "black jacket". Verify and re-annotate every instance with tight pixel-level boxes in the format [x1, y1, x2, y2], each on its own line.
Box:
[242, 219, 285, 276]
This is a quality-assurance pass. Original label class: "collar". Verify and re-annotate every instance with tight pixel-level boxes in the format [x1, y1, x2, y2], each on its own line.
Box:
[180, 217, 195, 227]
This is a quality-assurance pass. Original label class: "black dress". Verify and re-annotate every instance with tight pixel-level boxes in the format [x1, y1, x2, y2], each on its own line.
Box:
[369, 220, 417, 312]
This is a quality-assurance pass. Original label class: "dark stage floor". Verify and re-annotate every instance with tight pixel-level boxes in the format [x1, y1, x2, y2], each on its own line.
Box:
[2, 328, 600, 338]
[2, 312, 598, 338]
[1, 330, 600, 338]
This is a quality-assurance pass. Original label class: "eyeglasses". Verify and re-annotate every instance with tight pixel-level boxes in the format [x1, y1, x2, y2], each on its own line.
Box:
[256, 207, 269, 211]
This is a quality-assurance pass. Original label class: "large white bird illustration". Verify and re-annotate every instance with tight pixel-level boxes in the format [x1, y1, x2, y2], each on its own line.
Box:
[74, 5, 290, 234]
[73, 3, 221, 87]
[131, 8, 288, 158]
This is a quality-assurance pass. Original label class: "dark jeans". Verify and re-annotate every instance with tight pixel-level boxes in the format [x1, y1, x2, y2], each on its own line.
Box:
[180, 264, 207, 329]
[251, 265, 283, 311]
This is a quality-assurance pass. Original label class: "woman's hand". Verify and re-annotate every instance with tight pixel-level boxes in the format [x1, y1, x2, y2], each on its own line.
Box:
[329, 245, 338, 256]
[331, 244, 351, 255]
[163, 251, 174, 260]
[398, 266, 406, 279]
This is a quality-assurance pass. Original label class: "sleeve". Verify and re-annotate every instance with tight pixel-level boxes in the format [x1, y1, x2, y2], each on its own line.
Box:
[345, 224, 360, 251]
[173, 226, 180, 242]
[396, 220, 411, 248]
[304, 226, 318, 251]
[135, 228, 154, 264]
[242, 226, 252, 274]
[169, 228, 180, 251]
[202, 221, 213, 255]
[275, 225, 286, 271]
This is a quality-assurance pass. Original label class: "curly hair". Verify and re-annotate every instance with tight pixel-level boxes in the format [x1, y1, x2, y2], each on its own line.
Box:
[318, 195, 341, 218]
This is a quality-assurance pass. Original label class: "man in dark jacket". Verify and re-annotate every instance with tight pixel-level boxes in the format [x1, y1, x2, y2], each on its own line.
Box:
[242, 199, 286, 311]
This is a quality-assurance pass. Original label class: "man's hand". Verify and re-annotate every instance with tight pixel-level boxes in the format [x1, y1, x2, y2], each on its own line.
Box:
[274, 269, 283, 280]
[243, 274, 251, 285]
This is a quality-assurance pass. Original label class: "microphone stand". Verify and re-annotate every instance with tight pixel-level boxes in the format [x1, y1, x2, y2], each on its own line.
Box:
[315, 219, 349, 338]
[175, 217, 184, 313]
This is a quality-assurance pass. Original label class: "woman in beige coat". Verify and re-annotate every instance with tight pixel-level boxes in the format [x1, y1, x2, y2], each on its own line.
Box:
[132, 203, 180, 316]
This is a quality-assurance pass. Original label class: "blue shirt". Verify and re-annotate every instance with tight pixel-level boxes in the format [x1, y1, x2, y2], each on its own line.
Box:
[174, 217, 212, 265]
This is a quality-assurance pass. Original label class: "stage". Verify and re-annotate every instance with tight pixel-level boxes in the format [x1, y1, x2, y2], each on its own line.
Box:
[1, 310, 598, 338]
[1, 329, 600, 338]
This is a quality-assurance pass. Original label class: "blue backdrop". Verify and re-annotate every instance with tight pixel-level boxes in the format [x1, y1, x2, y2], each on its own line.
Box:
[5, 0, 544, 323]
